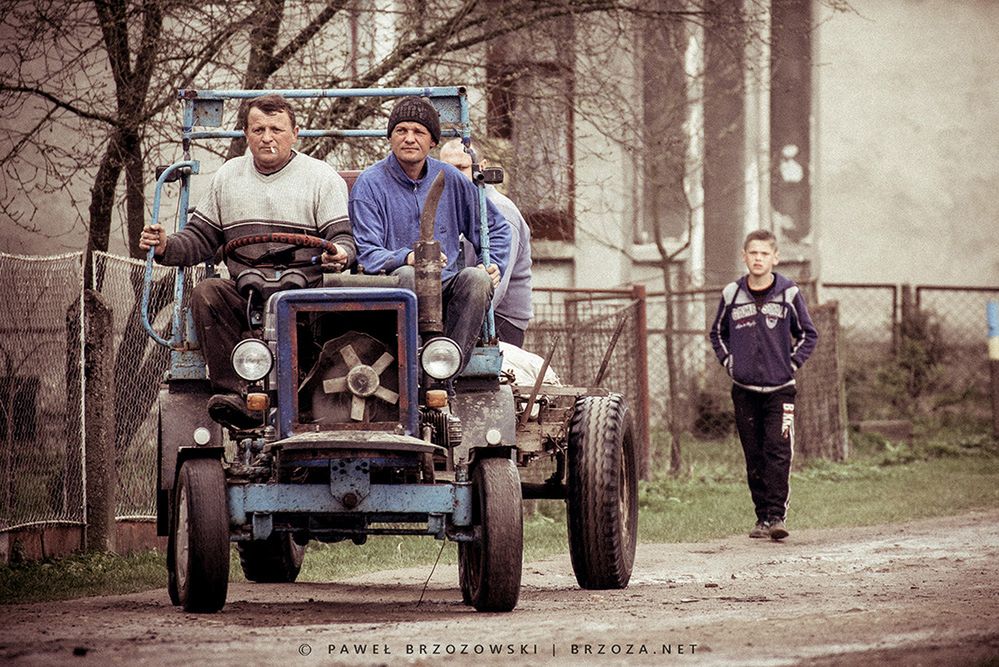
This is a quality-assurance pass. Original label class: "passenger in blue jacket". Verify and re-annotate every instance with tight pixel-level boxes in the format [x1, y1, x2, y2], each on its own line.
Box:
[349, 97, 511, 372]
[709, 229, 818, 541]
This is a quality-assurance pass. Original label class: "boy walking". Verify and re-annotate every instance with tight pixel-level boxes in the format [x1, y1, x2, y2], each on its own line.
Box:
[709, 230, 818, 541]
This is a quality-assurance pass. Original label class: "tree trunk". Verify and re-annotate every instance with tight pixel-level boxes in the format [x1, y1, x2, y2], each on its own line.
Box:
[124, 130, 146, 259]
[226, 0, 286, 161]
[87, 131, 126, 285]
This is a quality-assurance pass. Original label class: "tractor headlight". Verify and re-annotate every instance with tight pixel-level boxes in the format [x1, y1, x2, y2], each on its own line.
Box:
[231, 338, 273, 382]
[421, 337, 462, 380]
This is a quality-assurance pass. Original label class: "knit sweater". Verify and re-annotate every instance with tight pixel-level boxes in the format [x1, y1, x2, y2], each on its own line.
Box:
[158, 152, 354, 283]
[709, 272, 818, 392]
[348, 154, 510, 281]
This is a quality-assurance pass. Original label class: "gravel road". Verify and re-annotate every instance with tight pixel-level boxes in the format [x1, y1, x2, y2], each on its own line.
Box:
[2, 510, 997, 666]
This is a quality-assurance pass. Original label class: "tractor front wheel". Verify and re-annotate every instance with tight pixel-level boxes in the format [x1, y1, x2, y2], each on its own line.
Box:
[458, 457, 523, 612]
[171, 458, 230, 612]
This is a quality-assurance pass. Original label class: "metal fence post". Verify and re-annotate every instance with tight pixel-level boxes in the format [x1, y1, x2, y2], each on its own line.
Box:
[83, 290, 116, 552]
[988, 300, 999, 438]
[630, 284, 651, 479]
[900, 283, 915, 335]
[891, 284, 900, 355]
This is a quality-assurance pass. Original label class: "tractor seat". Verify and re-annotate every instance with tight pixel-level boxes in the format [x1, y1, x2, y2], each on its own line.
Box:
[339, 170, 362, 194]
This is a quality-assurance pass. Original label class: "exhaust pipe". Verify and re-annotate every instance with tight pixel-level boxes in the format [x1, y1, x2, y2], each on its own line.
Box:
[415, 171, 446, 336]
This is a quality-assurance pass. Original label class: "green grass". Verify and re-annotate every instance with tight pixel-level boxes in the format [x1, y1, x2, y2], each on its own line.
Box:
[3, 423, 997, 604]
[0, 550, 166, 605]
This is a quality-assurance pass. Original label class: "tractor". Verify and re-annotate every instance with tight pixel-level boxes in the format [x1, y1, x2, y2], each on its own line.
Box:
[143, 86, 637, 613]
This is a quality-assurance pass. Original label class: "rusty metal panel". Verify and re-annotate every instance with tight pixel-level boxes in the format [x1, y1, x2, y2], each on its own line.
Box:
[191, 99, 223, 127]
[450, 383, 517, 462]
[156, 381, 223, 493]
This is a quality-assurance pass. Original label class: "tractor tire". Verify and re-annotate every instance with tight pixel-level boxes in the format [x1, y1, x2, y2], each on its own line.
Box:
[457, 457, 523, 612]
[237, 534, 306, 583]
[566, 394, 638, 589]
[166, 528, 180, 606]
[171, 458, 230, 613]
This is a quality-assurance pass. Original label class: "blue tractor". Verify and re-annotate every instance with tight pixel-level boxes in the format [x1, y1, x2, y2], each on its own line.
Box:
[144, 87, 638, 613]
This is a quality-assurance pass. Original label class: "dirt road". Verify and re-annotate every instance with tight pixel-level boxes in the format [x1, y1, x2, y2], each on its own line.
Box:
[2, 510, 997, 666]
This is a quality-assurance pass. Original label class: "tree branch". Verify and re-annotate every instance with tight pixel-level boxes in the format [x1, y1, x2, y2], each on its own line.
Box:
[0, 85, 116, 125]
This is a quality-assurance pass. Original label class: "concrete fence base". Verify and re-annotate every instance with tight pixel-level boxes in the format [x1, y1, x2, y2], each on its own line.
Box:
[0, 520, 166, 565]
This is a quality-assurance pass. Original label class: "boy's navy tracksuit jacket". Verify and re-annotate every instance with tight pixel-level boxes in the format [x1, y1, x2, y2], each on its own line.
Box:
[709, 273, 818, 392]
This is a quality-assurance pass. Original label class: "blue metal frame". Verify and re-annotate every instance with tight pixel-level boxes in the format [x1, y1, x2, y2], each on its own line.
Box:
[228, 480, 473, 541]
[269, 287, 420, 438]
[141, 86, 498, 356]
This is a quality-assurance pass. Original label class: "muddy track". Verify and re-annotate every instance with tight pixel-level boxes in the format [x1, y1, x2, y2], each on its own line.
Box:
[2, 510, 998, 666]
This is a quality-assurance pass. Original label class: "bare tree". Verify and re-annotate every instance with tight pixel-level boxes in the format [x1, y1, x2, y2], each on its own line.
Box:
[0, 1, 259, 268]
[1, 1, 758, 263]
[1, 0, 851, 479]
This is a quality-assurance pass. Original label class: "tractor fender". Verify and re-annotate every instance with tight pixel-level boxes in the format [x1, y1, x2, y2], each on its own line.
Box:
[156, 381, 224, 535]
[450, 381, 517, 464]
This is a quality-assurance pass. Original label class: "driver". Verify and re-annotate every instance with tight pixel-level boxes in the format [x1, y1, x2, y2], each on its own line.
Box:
[139, 94, 355, 429]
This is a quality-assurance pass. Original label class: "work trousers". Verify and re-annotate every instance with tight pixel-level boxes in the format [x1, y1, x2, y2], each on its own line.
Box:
[731, 384, 797, 522]
[189, 278, 249, 395]
[495, 314, 526, 348]
[392, 266, 494, 371]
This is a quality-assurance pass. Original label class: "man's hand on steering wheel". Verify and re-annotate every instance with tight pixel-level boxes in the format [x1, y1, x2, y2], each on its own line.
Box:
[321, 243, 350, 272]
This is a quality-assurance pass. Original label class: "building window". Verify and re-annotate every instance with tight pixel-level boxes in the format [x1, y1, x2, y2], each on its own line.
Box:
[486, 13, 575, 242]
[637, 17, 689, 245]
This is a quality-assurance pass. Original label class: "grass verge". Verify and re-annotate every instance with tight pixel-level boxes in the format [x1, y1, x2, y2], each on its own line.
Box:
[3, 423, 997, 604]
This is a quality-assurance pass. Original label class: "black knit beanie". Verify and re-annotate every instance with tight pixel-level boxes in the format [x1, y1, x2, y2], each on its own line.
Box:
[387, 96, 441, 144]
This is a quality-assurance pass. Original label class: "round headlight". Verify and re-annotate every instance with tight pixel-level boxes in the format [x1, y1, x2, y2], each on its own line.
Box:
[421, 337, 462, 380]
[231, 339, 273, 382]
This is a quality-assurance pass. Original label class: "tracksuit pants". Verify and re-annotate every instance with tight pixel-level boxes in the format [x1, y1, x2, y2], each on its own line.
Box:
[731, 384, 796, 523]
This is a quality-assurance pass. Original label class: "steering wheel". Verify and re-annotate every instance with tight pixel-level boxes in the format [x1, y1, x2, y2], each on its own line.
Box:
[223, 232, 344, 270]
[224, 232, 337, 256]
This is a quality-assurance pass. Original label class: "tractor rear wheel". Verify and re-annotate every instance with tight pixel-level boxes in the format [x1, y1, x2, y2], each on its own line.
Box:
[566, 394, 638, 589]
[237, 533, 306, 583]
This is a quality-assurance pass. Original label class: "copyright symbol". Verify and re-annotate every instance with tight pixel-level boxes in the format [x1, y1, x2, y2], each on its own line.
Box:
[298, 644, 312, 656]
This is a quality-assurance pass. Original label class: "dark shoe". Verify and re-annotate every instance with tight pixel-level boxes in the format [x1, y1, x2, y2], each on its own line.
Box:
[208, 394, 263, 430]
[749, 521, 770, 538]
[768, 519, 789, 541]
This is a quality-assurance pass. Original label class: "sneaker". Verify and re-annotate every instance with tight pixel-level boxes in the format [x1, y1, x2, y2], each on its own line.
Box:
[749, 521, 770, 538]
[207, 394, 264, 430]
[768, 519, 789, 541]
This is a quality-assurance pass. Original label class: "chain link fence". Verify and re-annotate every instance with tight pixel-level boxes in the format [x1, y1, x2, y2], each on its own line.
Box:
[0, 253, 85, 530]
[3, 251, 995, 535]
[823, 283, 999, 423]
[822, 283, 898, 422]
[93, 252, 209, 518]
[527, 286, 650, 472]
[645, 288, 721, 441]
[916, 286, 999, 422]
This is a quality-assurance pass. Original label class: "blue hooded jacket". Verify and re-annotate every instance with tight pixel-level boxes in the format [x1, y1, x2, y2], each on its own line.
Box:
[709, 272, 818, 392]
[349, 153, 510, 280]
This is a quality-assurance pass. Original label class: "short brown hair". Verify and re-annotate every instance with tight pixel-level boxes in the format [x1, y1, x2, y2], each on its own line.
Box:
[240, 94, 297, 130]
[744, 229, 777, 250]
